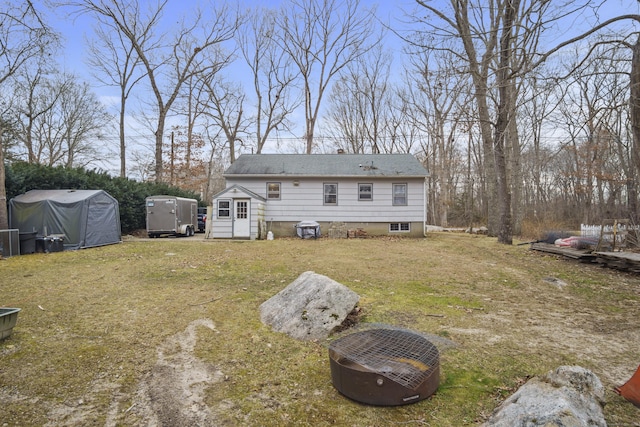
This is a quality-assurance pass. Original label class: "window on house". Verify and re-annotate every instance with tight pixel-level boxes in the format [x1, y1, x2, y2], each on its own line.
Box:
[324, 183, 338, 205]
[390, 223, 410, 232]
[358, 183, 373, 201]
[267, 182, 281, 200]
[393, 183, 408, 206]
[217, 200, 230, 218]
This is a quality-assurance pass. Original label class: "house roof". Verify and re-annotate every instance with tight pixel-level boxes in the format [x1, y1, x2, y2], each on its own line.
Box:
[224, 154, 429, 178]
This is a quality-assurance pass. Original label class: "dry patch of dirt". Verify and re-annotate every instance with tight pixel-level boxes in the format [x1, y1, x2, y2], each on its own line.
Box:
[6, 319, 224, 426]
[128, 318, 224, 426]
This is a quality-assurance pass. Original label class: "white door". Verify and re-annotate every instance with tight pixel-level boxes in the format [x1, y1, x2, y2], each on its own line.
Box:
[233, 199, 250, 238]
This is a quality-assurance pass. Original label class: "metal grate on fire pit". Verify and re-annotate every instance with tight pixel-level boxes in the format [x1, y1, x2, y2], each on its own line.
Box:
[329, 327, 440, 405]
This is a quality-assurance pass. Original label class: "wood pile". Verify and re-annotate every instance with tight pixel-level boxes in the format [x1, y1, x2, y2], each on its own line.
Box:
[594, 251, 640, 273]
[530, 243, 596, 263]
[530, 243, 640, 273]
[348, 228, 368, 238]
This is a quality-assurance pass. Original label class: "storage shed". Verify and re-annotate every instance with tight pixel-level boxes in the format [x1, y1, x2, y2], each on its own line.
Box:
[9, 189, 121, 250]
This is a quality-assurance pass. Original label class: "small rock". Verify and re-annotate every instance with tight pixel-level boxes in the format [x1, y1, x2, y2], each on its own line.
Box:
[543, 277, 568, 289]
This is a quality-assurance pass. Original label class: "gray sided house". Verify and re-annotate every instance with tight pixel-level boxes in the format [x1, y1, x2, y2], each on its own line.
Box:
[9, 189, 121, 250]
[211, 154, 429, 239]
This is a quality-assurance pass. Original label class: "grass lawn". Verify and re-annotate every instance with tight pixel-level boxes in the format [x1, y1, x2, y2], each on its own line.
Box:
[1, 232, 639, 426]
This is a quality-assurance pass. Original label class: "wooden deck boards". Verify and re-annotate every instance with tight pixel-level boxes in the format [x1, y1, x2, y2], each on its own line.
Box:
[530, 243, 597, 262]
[594, 251, 640, 272]
[530, 243, 640, 272]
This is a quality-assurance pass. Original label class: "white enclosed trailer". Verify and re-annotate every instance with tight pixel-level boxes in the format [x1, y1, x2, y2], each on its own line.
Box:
[145, 195, 198, 238]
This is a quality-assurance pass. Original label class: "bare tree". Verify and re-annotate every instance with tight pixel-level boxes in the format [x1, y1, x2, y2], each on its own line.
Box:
[0, 97, 19, 162]
[518, 73, 563, 223]
[58, 77, 112, 167]
[128, 147, 154, 181]
[521, 12, 640, 227]
[630, 31, 640, 225]
[202, 125, 227, 205]
[492, 0, 519, 244]
[162, 125, 207, 192]
[384, 86, 420, 154]
[551, 41, 632, 224]
[411, 0, 570, 243]
[404, 48, 470, 227]
[68, 0, 239, 183]
[173, 73, 211, 180]
[86, 16, 146, 177]
[0, 0, 57, 229]
[13, 65, 65, 163]
[276, 0, 379, 153]
[325, 46, 393, 154]
[238, 7, 300, 154]
[325, 77, 369, 153]
[202, 76, 248, 163]
[20, 73, 111, 167]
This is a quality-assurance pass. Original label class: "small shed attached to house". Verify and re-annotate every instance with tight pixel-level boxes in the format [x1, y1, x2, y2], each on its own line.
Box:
[210, 154, 429, 239]
[210, 185, 267, 240]
[9, 189, 121, 250]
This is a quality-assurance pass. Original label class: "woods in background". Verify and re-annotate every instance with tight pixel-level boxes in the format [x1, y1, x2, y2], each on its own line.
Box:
[1, 0, 639, 242]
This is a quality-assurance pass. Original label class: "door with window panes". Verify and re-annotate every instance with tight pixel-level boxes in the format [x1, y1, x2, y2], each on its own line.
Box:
[233, 199, 250, 238]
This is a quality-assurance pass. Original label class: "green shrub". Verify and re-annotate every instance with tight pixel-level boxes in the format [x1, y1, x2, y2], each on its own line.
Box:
[4, 162, 201, 233]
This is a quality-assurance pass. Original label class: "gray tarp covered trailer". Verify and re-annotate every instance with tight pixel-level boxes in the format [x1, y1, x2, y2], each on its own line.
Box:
[9, 189, 121, 250]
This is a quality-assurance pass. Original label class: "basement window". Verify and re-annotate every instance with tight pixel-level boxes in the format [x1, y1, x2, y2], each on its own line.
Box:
[390, 223, 410, 232]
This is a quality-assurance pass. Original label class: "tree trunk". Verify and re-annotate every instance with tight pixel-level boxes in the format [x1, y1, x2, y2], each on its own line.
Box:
[0, 127, 8, 230]
[119, 89, 127, 178]
[305, 105, 314, 154]
[630, 34, 640, 226]
[453, 1, 500, 236]
[508, 88, 523, 236]
[155, 112, 166, 183]
[493, 0, 517, 245]
[477, 92, 498, 236]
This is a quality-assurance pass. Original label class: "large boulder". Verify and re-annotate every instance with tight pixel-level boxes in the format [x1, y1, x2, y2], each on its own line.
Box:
[259, 271, 359, 341]
[483, 365, 606, 427]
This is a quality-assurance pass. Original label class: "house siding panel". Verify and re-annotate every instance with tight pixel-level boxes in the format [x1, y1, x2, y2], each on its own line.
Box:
[212, 220, 233, 239]
[226, 177, 425, 223]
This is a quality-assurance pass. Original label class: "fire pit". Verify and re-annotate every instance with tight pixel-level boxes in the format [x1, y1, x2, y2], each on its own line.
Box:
[329, 328, 440, 406]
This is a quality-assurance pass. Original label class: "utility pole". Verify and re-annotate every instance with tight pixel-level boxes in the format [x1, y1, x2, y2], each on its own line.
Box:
[170, 131, 175, 186]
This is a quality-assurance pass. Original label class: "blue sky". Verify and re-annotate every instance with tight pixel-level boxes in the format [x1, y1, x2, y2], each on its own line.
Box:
[52, 0, 414, 86]
[49, 0, 638, 99]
